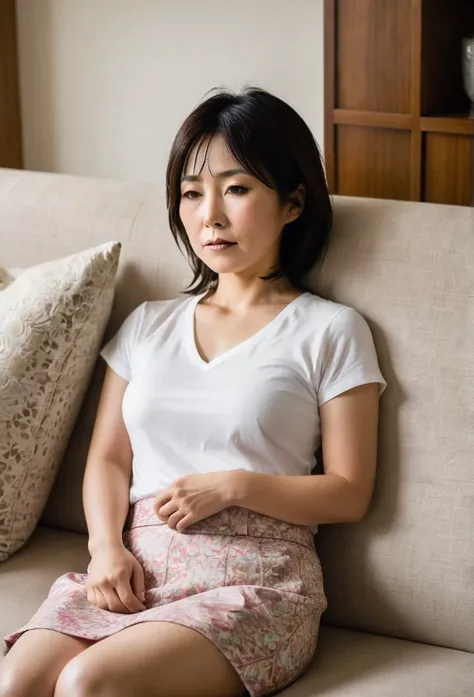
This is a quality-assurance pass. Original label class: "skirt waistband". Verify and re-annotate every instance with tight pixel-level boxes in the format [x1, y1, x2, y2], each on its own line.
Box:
[125, 497, 315, 551]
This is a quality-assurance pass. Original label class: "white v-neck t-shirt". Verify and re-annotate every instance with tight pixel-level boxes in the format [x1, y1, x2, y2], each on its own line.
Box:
[100, 292, 386, 511]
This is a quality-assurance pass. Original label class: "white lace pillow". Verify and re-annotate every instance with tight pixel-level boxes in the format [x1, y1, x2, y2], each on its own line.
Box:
[0, 242, 121, 561]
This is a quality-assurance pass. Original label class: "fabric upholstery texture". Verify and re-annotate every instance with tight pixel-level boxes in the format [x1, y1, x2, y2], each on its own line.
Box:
[0, 241, 120, 560]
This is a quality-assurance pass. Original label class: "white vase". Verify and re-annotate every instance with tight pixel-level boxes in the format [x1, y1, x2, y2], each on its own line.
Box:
[462, 38, 474, 103]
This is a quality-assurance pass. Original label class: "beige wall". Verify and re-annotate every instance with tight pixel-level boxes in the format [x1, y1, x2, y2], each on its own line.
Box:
[16, 0, 324, 187]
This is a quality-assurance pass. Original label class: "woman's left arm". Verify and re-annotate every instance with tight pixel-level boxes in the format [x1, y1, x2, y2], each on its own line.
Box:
[230, 383, 380, 527]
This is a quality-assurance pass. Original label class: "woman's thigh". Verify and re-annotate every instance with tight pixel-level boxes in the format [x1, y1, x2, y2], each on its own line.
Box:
[0, 629, 91, 697]
[54, 621, 246, 697]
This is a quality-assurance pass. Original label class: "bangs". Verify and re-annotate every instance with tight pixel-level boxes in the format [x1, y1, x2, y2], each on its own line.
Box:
[182, 127, 275, 190]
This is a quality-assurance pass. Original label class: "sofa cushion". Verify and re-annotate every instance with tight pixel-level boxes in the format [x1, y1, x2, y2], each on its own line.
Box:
[0, 242, 120, 560]
[0, 525, 89, 649]
[279, 626, 474, 697]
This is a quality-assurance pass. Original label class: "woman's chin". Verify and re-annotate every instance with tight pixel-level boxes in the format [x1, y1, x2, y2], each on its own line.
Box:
[202, 259, 245, 275]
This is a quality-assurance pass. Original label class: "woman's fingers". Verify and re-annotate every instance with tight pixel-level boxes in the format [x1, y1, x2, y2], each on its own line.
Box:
[89, 583, 129, 614]
[88, 587, 108, 611]
[130, 560, 147, 606]
[156, 499, 178, 521]
[115, 575, 146, 613]
[87, 587, 100, 609]
[166, 510, 186, 530]
[154, 490, 172, 516]
[176, 513, 195, 533]
[102, 585, 131, 613]
[87, 579, 145, 613]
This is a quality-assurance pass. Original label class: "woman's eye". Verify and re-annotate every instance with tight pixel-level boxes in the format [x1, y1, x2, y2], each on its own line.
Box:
[227, 185, 248, 195]
[182, 190, 201, 200]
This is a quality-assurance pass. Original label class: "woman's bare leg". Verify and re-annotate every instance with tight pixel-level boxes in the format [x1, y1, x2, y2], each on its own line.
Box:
[54, 622, 245, 697]
[0, 629, 91, 697]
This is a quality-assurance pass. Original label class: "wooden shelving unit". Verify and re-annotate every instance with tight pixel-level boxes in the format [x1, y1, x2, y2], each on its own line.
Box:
[324, 0, 474, 206]
[420, 117, 473, 136]
[0, 0, 22, 169]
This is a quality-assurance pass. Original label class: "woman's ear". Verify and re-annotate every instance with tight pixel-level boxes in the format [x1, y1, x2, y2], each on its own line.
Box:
[286, 184, 306, 223]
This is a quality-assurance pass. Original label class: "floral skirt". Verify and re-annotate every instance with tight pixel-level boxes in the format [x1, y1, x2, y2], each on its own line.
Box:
[3, 498, 327, 697]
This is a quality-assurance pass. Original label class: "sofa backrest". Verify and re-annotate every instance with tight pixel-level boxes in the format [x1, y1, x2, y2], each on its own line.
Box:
[1, 168, 473, 652]
[312, 198, 474, 654]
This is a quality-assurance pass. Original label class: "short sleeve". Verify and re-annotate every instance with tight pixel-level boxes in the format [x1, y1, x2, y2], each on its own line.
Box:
[317, 307, 386, 406]
[100, 302, 148, 381]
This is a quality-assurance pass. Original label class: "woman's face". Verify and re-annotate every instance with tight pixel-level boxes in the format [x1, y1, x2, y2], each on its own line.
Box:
[179, 134, 299, 279]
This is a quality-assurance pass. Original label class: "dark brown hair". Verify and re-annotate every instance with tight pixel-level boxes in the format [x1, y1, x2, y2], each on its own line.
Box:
[166, 87, 332, 295]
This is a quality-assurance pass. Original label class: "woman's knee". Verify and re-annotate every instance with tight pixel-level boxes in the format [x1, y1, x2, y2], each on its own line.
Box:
[0, 630, 93, 697]
[54, 656, 111, 697]
[0, 665, 36, 697]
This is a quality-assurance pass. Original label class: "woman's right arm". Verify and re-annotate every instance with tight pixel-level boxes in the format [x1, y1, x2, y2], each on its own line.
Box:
[82, 365, 146, 613]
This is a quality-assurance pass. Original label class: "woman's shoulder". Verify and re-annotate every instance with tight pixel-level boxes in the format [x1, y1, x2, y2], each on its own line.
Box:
[142, 295, 190, 320]
[299, 292, 366, 334]
[300, 294, 385, 399]
[118, 295, 191, 343]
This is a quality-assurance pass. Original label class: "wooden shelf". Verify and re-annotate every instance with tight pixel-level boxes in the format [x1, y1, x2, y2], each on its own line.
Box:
[333, 111, 474, 135]
[334, 110, 413, 130]
[420, 115, 473, 136]
[325, 0, 474, 206]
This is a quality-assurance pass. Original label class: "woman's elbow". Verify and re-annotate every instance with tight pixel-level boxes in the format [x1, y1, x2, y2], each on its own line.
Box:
[350, 497, 373, 523]
[347, 485, 374, 523]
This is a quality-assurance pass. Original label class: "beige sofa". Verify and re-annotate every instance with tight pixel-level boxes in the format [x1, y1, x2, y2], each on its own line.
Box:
[0, 168, 473, 696]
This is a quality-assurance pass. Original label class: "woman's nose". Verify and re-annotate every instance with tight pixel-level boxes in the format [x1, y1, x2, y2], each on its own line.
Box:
[203, 195, 227, 229]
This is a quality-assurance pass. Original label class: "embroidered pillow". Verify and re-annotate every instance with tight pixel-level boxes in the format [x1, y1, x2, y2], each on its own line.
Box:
[0, 242, 121, 561]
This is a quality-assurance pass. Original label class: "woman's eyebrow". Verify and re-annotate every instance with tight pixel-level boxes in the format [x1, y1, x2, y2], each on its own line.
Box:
[181, 168, 248, 183]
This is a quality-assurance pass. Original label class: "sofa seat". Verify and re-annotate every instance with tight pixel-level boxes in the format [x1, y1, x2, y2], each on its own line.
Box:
[282, 626, 474, 696]
[0, 526, 472, 696]
[0, 526, 90, 644]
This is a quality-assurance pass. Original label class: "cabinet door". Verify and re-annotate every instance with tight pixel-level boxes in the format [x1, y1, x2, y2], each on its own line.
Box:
[336, 126, 412, 201]
[336, 0, 412, 114]
[423, 133, 472, 206]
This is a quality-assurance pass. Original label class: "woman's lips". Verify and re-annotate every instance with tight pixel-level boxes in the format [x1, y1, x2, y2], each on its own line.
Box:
[205, 242, 237, 251]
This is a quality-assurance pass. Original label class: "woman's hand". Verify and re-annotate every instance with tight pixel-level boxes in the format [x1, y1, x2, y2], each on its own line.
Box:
[86, 543, 147, 614]
[154, 471, 241, 533]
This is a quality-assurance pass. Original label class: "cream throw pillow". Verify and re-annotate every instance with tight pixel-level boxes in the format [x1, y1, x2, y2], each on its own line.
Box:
[0, 242, 121, 561]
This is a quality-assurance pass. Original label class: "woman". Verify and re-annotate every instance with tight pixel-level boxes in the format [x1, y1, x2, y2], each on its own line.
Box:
[0, 87, 385, 697]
